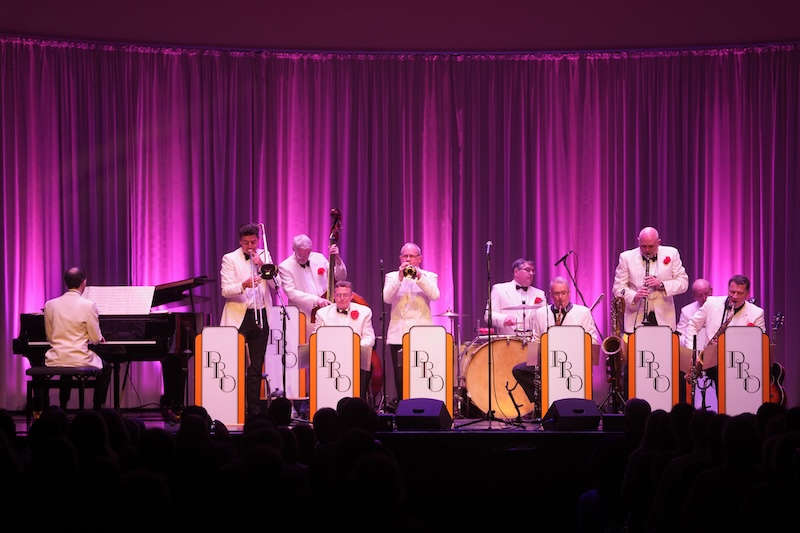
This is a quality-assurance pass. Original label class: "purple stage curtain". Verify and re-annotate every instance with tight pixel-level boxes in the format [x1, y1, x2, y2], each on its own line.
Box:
[1, 36, 798, 409]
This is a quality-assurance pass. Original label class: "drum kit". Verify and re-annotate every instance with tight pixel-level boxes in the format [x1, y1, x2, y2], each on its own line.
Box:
[435, 302, 545, 421]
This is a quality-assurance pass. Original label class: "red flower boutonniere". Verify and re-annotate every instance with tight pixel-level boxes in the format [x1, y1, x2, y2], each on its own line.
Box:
[747, 322, 755, 327]
[317, 267, 326, 276]
[534, 297, 543, 304]
[663, 257, 671, 265]
[350, 310, 359, 320]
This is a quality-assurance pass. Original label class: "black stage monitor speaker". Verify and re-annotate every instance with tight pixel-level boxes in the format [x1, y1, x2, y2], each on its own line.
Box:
[542, 398, 601, 431]
[602, 413, 625, 432]
[395, 398, 452, 431]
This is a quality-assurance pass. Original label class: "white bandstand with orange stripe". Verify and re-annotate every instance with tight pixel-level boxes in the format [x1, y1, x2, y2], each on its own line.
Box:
[309, 326, 360, 418]
[194, 326, 246, 426]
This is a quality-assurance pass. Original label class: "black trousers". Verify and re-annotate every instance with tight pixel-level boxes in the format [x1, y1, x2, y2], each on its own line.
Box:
[360, 369, 371, 400]
[239, 308, 269, 414]
[389, 344, 403, 401]
[57, 362, 112, 410]
[511, 363, 539, 403]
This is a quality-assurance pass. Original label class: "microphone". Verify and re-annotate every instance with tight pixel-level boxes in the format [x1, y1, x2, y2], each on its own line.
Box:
[485, 240, 493, 255]
[554, 250, 572, 266]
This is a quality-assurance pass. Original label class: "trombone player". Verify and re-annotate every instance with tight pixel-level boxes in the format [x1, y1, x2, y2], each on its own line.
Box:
[220, 223, 276, 417]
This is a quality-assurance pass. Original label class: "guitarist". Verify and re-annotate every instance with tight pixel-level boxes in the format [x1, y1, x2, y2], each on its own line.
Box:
[278, 234, 348, 331]
[685, 274, 766, 387]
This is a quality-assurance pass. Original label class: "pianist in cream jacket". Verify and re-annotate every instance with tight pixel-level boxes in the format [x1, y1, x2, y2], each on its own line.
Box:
[44, 288, 104, 368]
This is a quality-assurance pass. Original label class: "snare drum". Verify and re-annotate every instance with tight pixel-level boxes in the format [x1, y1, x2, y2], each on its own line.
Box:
[462, 336, 538, 418]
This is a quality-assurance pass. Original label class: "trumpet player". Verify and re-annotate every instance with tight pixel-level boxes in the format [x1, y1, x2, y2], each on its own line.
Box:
[383, 242, 440, 404]
[220, 223, 276, 418]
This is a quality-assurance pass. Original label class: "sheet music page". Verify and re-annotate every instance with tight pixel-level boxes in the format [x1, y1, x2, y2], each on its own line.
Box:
[84, 286, 155, 315]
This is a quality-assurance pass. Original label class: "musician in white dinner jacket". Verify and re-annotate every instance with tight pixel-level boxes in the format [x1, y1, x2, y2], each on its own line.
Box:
[512, 277, 600, 410]
[278, 233, 347, 326]
[677, 278, 713, 350]
[220, 223, 276, 416]
[485, 258, 546, 335]
[613, 227, 689, 332]
[315, 281, 375, 398]
[686, 275, 766, 358]
[383, 242, 440, 402]
[530, 277, 602, 344]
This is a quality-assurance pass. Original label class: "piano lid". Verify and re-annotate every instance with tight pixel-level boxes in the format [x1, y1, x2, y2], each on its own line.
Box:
[152, 276, 211, 307]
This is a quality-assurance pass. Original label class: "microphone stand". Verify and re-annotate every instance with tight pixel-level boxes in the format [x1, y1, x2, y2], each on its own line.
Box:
[268, 270, 290, 404]
[557, 251, 588, 307]
[377, 259, 390, 413]
[457, 242, 521, 429]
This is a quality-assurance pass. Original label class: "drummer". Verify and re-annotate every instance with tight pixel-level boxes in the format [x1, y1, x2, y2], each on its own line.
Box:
[512, 277, 601, 410]
[485, 258, 546, 335]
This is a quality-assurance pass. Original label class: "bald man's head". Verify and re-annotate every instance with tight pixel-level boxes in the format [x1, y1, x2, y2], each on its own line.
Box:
[692, 279, 712, 305]
[638, 227, 661, 258]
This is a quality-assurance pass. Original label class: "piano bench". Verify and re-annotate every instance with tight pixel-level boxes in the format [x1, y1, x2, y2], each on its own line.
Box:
[25, 366, 102, 420]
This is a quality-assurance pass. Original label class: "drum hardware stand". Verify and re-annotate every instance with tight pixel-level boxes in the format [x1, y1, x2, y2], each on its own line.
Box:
[456, 241, 521, 429]
[435, 309, 468, 417]
[695, 372, 713, 410]
[505, 381, 525, 423]
[599, 352, 626, 413]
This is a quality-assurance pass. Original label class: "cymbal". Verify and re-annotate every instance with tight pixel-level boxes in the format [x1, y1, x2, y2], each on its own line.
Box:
[435, 310, 468, 318]
[502, 303, 545, 311]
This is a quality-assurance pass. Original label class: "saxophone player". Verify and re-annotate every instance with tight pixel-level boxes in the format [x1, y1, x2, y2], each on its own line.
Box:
[686, 274, 766, 365]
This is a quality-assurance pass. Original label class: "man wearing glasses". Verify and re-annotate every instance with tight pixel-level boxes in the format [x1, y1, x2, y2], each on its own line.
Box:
[383, 242, 440, 405]
[485, 258, 546, 335]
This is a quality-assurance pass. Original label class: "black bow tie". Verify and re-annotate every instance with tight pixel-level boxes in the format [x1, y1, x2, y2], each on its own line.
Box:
[298, 261, 309, 268]
[516, 285, 529, 292]
[243, 252, 251, 260]
[337, 308, 348, 315]
[642, 255, 656, 263]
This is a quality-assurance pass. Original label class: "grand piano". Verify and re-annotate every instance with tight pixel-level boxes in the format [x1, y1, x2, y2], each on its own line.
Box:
[13, 277, 210, 410]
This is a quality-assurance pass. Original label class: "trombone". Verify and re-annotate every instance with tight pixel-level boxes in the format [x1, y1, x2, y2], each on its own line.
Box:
[250, 222, 278, 329]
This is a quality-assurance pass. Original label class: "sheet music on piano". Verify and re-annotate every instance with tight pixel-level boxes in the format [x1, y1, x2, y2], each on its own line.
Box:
[84, 286, 155, 315]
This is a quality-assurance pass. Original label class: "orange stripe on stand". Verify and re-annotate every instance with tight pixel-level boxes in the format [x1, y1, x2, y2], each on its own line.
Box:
[762, 333, 770, 404]
[584, 332, 593, 400]
[541, 333, 549, 412]
[446, 333, 454, 417]
[402, 333, 410, 400]
[718, 334, 726, 413]
[309, 333, 317, 419]
[194, 334, 203, 407]
[238, 334, 246, 424]
[299, 312, 307, 344]
[672, 334, 680, 407]
[627, 334, 637, 399]
[353, 333, 361, 399]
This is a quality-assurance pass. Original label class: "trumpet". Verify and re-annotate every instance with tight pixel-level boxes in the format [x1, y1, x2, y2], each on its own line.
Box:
[402, 264, 418, 279]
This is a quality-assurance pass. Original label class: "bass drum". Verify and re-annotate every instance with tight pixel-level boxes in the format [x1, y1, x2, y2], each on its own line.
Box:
[463, 337, 538, 419]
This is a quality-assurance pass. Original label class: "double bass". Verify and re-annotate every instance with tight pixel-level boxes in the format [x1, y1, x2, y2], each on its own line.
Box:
[311, 209, 384, 396]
